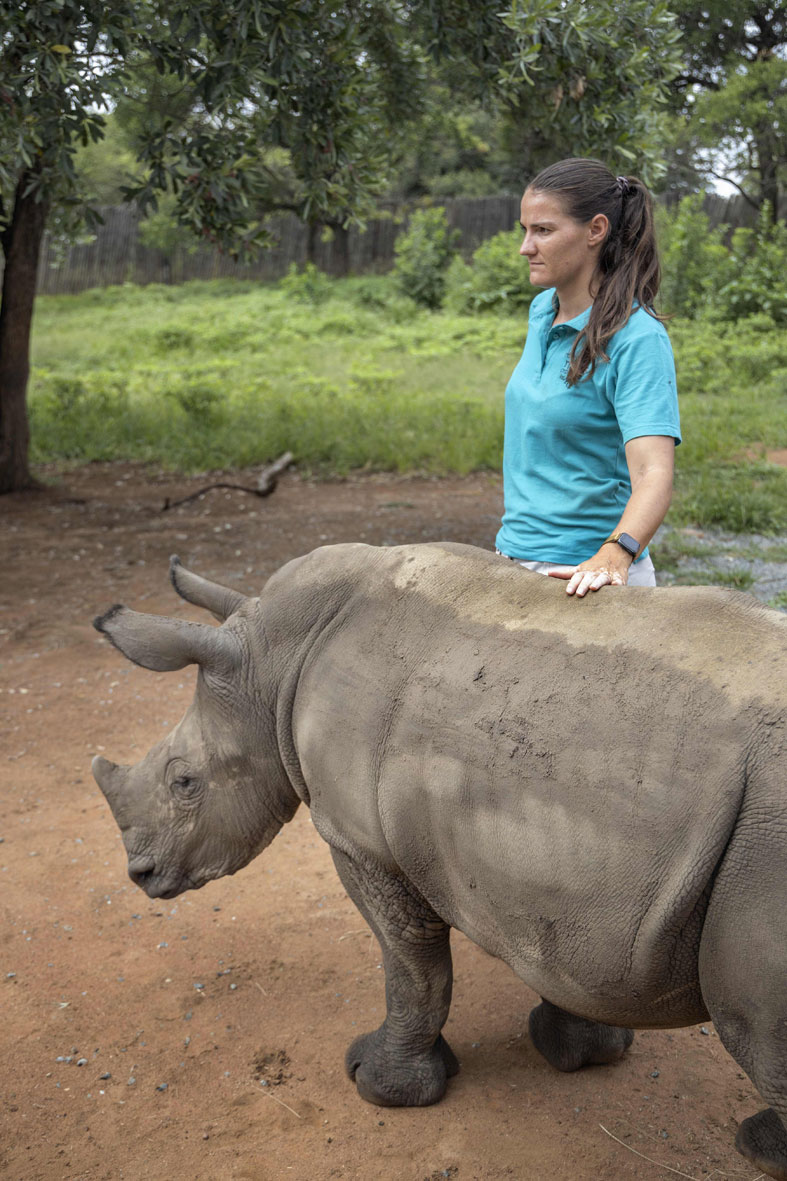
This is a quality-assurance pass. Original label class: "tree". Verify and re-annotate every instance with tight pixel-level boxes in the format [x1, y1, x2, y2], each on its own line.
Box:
[666, 2, 787, 216]
[1, 0, 682, 493]
[0, 0, 424, 492]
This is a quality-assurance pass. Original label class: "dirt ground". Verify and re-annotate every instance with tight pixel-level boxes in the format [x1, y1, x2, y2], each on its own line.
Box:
[0, 463, 769, 1181]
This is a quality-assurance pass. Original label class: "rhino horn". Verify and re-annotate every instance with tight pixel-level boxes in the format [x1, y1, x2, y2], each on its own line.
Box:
[91, 754, 128, 814]
[169, 554, 248, 622]
[93, 604, 240, 673]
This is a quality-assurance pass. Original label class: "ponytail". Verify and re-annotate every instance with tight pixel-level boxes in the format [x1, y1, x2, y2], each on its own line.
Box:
[527, 158, 664, 386]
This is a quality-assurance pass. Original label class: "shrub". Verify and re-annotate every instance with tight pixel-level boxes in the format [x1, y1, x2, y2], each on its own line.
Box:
[391, 207, 459, 309]
[444, 226, 534, 315]
[714, 204, 787, 324]
[279, 261, 334, 305]
[657, 193, 731, 318]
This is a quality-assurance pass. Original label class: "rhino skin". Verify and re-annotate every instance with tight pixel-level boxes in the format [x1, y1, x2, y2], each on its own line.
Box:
[92, 542, 787, 1179]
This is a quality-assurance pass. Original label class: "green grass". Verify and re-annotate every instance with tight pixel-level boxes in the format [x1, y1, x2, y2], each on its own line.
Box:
[671, 568, 757, 590]
[29, 275, 787, 532]
[648, 535, 723, 575]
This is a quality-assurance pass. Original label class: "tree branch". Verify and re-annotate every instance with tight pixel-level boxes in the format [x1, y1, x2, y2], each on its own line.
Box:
[674, 72, 721, 91]
[704, 169, 760, 210]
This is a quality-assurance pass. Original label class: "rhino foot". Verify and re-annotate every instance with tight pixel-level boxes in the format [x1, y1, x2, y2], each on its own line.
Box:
[346, 1029, 459, 1107]
[736, 1109, 787, 1181]
[529, 999, 634, 1073]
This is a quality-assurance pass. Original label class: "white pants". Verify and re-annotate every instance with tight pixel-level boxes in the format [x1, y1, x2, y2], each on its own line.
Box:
[499, 553, 657, 587]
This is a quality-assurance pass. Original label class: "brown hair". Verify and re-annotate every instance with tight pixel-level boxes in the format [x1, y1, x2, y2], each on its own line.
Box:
[527, 157, 664, 386]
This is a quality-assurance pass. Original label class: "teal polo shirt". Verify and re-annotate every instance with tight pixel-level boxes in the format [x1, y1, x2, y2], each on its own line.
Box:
[496, 288, 680, 565]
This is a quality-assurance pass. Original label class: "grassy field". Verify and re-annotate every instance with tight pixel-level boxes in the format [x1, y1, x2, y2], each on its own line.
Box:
[29, 275, 787, 533]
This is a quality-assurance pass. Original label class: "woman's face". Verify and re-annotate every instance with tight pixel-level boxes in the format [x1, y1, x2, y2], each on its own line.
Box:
[519, 188, 606, 295]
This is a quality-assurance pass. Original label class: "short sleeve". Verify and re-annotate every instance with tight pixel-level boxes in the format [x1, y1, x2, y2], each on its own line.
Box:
[608, 324, 681, 446]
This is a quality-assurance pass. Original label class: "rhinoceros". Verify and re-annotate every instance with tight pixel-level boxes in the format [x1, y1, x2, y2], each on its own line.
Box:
[92, 542, 787, 1178]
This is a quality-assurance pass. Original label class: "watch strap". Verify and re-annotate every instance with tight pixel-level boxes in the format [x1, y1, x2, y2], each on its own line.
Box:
[603, 532, 640, 558]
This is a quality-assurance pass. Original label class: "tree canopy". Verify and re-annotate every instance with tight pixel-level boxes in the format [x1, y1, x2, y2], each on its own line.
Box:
[666, 1, 787, 216]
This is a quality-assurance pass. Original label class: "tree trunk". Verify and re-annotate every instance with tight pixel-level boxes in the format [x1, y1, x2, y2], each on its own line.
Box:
[0, 173, 48, 493]
[755, 131, 781, 220]
[306, 219, 320, 265]
[332, 223, 350, 277]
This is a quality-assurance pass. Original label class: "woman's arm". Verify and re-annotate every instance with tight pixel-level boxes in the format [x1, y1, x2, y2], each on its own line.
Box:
[549, 434, 675, 597]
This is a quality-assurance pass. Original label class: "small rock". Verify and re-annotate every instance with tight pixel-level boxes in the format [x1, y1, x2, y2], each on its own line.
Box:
[100, 1072, 111, 1080]
[700, 1026, 710, 1035]
[230, 983, 237, 991]
[127, 1077, 136, 1086]
[6, 972, 16, 979]
[202, 1132, 209, 1140]
[651, 1069, 660, 1078]
[156, 1083, 168, 1092]
[193, 983, 204, 991]
[76, 1058, 88, 1067]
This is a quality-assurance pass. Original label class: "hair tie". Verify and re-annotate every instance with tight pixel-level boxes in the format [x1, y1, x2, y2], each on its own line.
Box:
[616, 175, 631, 197]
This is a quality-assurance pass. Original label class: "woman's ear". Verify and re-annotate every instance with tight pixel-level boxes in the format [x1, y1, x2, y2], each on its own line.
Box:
[587, 213, 609, 248]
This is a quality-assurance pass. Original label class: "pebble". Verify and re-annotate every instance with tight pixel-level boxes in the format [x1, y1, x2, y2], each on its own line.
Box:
[193, 982, 204, 991]
[100, 1072, 111, 1080]
[156, 1083, 168, 1092]
[127, 1077, 136, 1086]
[6, 972, 16, 979]
[76, 1058, 88, 1067]
[651, 1069, 660, 1078]
[700, 1026, 710, 1035]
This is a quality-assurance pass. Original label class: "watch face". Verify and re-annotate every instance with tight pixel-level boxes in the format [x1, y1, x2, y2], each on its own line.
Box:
[618, 532, 639, 556]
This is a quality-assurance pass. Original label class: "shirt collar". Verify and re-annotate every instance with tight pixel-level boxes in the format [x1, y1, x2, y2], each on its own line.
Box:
[532, 290, 591, 335]
[553, 301, 592, 333]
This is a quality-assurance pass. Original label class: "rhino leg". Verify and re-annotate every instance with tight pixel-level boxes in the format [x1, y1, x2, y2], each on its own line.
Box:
[699, 804, 787, 1181]
[528, 999, 634, 1072]
[330, 847, 458, 1107]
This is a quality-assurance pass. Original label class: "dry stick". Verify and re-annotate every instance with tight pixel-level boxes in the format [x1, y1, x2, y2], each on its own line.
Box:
[162, 451, 294, 511]
[598, 1125, 699, 1180]
[262, 1090, 302, 1119]
[254, 982, 268, 997]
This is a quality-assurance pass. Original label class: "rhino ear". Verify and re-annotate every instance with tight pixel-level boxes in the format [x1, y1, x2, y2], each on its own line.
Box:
[93, 604, 240, 673]
[169, 555, 248, 622]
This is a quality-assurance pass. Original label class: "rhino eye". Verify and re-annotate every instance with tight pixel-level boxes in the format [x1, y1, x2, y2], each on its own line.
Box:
[172, 774, 201, 799]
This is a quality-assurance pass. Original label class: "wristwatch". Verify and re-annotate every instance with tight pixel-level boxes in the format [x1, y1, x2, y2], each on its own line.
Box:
[603, 531, 640, 559]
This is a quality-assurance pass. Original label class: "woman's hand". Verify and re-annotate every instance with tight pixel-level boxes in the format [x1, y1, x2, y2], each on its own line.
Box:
[548, 547, 632, 597]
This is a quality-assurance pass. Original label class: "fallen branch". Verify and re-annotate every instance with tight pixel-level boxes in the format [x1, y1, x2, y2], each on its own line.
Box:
[261, 1089, 302, 1118]
[598, 1124, 698, 1179]
[162, 452, 294, 511]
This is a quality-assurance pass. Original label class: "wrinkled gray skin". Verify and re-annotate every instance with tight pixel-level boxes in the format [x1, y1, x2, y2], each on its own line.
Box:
[92, 543, 787, 1179]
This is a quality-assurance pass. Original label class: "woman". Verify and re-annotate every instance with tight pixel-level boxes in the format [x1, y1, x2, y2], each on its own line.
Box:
[496, 157, 680, 597]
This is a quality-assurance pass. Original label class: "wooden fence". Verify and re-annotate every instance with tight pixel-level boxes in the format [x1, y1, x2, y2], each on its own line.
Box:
[29, 192, 755, 297]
